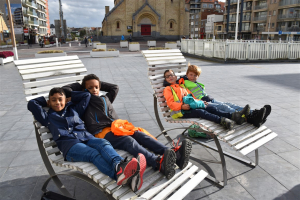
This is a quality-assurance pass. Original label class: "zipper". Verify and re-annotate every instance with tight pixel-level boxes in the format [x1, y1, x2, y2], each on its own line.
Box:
[101, 97, 114, 121]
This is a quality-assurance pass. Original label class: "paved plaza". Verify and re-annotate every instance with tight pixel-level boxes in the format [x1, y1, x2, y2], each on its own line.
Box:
[0, 45, 299, 200]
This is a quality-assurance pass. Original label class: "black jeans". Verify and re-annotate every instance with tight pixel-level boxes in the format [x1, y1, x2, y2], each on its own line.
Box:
[104, 131, 168, 168]
[182, 106, 232, 124]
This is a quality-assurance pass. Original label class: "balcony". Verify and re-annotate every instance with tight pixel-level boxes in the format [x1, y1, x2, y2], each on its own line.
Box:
[230, 0, 238, 4]
[253, 26, 265, 32]
[254, 4, 268, 10]
[253, 16, 267, 21]
[279, 0, 300, 6]
[277, 26, 300, 31]
[229, 9, 237, 13]
[229, 18, 236, 22]
[190, 1, 201, 4]
[278, 13, 300, 20]
[228, 27, 236, 32]
[243, 7, 252, 11]
[241, 27, 251, 31]
[24, 0, 37, 9]
[242, 16, 251, 21]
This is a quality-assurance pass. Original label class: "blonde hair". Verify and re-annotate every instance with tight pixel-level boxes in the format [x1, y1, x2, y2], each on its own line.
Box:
[187, 63, 201, 76]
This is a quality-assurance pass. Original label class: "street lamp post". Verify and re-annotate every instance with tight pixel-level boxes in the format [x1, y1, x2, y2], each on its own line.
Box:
[235, 0, 240, 41]
[267, 15, 272, 40]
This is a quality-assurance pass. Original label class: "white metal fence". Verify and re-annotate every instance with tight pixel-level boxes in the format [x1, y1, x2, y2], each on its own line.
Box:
[181, 39, 300, 60]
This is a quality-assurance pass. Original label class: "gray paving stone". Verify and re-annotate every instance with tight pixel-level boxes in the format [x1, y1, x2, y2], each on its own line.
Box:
[0, 184, 36, 200]
[10, 150, 42, 167]
[0, 152, 18, 168]
[263, 137, 299, 154]
[129, 113, 153, 122]
[0, 140, 25, 153]
[273, 170, 300, 191]
[278, 150, 300, 168]
[20, 138, 39, 151]
[256, 154, 298, 175]
[0, 111, 7, 117]
[281, 136, 300, 149]
[0, 168, 7, 179]
[1, 129, 32, 141]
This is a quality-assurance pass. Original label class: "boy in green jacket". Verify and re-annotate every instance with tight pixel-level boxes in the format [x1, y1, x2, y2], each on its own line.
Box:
[179, 64, 271, 127]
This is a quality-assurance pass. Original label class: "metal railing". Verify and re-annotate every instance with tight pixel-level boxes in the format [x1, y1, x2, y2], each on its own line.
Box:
[278, 14, 299, 20]
[242, 27, 251, 31]
[253, 26, 266, 32]
[253, 16, 267, 21]
[229, 17, 236, 22]
[181, 39, 300, 60]
[254, 4, 268, 10]
[243, 16, 251, 21]
[279, 0, 300, 6]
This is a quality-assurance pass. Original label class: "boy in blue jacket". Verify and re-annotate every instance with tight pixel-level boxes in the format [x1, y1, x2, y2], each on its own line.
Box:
[27, 87, 145, 187]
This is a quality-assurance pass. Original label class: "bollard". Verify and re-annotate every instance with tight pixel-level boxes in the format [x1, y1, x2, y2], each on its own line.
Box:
[69, 43, 71, 47]
[79, 43, 81, 46]
[56, 38, 58, 47]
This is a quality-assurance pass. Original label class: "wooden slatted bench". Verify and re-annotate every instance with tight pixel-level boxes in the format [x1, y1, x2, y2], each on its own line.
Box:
[141, 49, 278, 187]
[14, 56, 208, 200]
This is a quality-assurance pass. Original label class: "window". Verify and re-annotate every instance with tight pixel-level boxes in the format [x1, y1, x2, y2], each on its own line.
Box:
[209, 4, 213, 8]
[202, 4, 207, 8]
[272, 23, 275, 28]
[269, 11, 272, 15]
[274, 0, 277, 3]
[117, 21, 120, 29]
[273, 10, 276, 15]
[170, 22, 173, 29]
[218, 26, 222, 31]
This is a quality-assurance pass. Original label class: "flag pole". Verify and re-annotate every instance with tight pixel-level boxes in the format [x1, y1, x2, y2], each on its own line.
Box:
[6, 0, 18, 60]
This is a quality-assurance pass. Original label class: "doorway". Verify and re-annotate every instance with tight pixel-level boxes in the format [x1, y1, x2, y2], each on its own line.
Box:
[141, 25, 151, 36]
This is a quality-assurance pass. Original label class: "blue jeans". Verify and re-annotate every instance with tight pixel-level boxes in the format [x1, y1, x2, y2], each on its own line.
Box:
[210, 99, 245, 114]
[183, 107, 232, 124]
[66, 138, 123, 180]
[105, 131, 168, 169]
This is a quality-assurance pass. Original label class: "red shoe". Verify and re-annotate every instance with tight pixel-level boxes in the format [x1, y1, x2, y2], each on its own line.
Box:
[131, 153, 147, 192]
[116, 157, 139, 185]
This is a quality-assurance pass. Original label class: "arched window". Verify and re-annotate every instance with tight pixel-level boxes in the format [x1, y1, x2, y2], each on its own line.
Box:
[170, 22, 173, 29]
[117, 21, 120, 29]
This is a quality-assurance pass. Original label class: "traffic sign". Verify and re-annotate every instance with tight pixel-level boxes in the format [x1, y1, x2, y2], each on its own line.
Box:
[278, 30, 282, 35]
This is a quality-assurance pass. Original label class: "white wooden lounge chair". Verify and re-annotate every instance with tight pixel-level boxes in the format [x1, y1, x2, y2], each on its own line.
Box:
[141, 49, 278, 187]
[14, 56, 208, 200]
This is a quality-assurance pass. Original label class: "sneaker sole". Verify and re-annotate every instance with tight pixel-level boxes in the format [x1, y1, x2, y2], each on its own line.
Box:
[117, 158, 138, 186]
[164, 150, 176, 179]
[131, 154, 146, 192]
[178, 140, 193, 169]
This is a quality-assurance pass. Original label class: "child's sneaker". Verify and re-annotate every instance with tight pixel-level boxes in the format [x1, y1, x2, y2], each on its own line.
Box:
[220, 117, 234, 130]
[131, 153, 147, 192]
[261, 105, 271, 125]
[231, 104, 250, 125]
[247, 108, 266, 127]
[157, 149, 176, 179]
[116, 157, 139, 186]
[172, 139, 192, 169]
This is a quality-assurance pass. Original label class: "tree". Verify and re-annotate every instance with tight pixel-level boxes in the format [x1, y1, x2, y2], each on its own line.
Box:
[80, 29, 86, 37]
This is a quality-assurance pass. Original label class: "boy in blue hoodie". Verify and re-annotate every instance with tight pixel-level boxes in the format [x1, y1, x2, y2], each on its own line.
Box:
[28, 87, 144, 187]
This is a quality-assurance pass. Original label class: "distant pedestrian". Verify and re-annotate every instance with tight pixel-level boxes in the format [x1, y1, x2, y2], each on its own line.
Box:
[84, 37, 88, 47]
[121, 35, 125, 41]
[129, 34, 132, 42]
[91, 36, 93, 42]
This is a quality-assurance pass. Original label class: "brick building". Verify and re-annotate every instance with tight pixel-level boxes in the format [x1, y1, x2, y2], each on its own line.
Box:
[101, 0, 190, 40]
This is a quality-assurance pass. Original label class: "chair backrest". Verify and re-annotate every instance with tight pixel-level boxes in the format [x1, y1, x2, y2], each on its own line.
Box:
[14, 56, 87, 101]
[142, 49, 187, 119]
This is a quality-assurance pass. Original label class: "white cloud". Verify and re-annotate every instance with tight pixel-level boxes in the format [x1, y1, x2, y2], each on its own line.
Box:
[48, 0, 114, 27]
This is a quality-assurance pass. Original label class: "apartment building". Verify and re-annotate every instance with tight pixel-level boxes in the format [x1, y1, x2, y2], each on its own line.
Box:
[224, 0, 300, 40]
[205, 14, 224, 38]
[0, 0, 50, 43]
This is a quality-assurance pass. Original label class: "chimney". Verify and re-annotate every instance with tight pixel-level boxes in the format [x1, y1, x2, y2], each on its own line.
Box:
[105, 6, 109, 15]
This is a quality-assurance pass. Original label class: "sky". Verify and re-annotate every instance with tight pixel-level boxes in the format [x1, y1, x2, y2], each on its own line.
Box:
[48, 0, 226, 28]
[48, 0, 114, 28]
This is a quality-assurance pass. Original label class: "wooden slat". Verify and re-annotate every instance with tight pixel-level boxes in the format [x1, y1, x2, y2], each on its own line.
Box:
[223, 125, 256, 142]
[145, 53, 183, 57]
[142, 49, 181, 54]
[229, 126, 268, 146]
[140, 163, 193, 199]
[235, 129, 273, 150]
[112, 186, 131, 199]
[46, 147, 60, 155]
[26, 92, 48, 102]
[14, 55, 79, 65]
[148, 68, 187, 76]
[148, 59, 186, 66]
[43, 140, 57, 148]
[152, 165, 199, 200]
[25, 81, 80, 95]
[39, 127, 50, 134]
[146, 56, 185, 61]
[17, 60, 82, 70]
[148, 64, 187, 71]
[167, 170, 208, 200]
[48, 154, 63, 162]
[23, 75, 85, 88]
[239, 132, 278, 155]
[19, 63, 85, 75]
[40, 133, 52, 141]
[22, 68, 87, 80]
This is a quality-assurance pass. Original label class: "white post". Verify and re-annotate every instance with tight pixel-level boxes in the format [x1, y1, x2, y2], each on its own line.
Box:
[267, 15, 272, 40]
[69, 43, 71, 47]
[235, 0, 240, 41]
[56, 38, 58, 47]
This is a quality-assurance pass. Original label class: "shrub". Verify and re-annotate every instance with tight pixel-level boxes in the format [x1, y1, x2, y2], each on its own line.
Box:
[24, 40, 28, 43]
[95, 43, 102, 45]
[0, 51, 14, 58]
[1, 42, 6, 45]
[108, 49, 116, 51]
[167, 42, 176, 44]
[7, 42, 12, 45]
[130, 42, 139, 44]
[92, 49, 106, 52]
[148, 47, 170, 50]
[37, 50, 64, 54]
[45, 41, 50, 45]
[148, 40, 156, 42]
[120, 40, 127, 42]
[98, 43, 106, 45]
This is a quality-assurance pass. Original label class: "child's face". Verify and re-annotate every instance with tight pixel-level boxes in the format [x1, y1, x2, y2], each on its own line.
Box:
[165, 71, 177, 84]
[187, 71, 199, 82]
[85, 79, 100, 96]
[48, 93, 66, 112]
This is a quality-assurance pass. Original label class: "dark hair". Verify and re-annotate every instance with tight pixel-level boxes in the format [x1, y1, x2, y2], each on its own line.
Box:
[49, 87, 66, 97]
[164, 70, 175, 78]
[81, 74, 101, 89]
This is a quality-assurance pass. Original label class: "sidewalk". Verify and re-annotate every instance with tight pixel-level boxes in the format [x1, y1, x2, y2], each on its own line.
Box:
[0, 51, 299, 200]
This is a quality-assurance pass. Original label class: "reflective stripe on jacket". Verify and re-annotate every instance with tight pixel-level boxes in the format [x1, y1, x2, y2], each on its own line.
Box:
[170, 87, 183, 119]
[179, 79, 206, 100]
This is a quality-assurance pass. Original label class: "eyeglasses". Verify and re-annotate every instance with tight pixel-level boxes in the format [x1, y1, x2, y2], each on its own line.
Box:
[165, 74, 175, 79]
